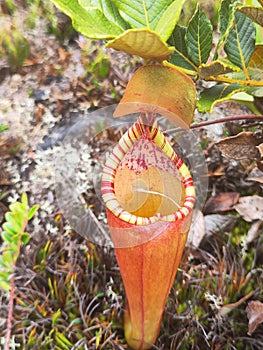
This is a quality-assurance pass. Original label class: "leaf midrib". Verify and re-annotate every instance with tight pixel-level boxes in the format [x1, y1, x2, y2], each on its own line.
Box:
[235, 15, 251, 79]
[142, 0, 150, 28]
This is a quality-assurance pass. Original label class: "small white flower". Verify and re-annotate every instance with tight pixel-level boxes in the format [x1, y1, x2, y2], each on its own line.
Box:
[46, 223, 58, 234]
[7, 192, 20, 203]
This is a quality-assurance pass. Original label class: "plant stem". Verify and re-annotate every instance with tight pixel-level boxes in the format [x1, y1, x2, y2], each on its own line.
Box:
[190, 114, 263, 129]
[5, 275, 15, 350]
[4, 236, 24, 349]
[165, 115, 263, 134]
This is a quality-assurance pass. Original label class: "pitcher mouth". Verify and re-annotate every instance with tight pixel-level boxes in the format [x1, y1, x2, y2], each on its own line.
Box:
[101, 116, 196, 226]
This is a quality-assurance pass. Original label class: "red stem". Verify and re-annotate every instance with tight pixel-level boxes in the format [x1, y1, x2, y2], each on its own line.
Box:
[5, 275, 15, 350]
[165, 115, 263, 133]
[190, 115, 263, 129]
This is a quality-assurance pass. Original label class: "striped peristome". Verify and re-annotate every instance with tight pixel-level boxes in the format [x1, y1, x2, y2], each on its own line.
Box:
[101, 116, 195, 226]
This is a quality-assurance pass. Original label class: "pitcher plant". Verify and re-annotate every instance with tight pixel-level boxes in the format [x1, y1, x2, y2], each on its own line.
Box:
[101, 64, 196, 349]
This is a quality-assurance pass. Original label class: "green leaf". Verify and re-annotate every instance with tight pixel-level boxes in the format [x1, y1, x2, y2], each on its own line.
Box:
[168, 25, 197, 73]
[0, 255, 6, 268]
[0, 254, 13, 271]
[112, 0, 176, 30]
[3, 222, 17, 235]
[2, 250, 13, 266]
[230, 91, 260, 114]
[237, 6, 263, 27]
[51, 0, 185, 59]
[55, 332, 73, 349]
[224, 10, 256, 69]
[155, 0, 186, 41]
[0, 279, 11, 291]
[21, 192, 28, 208]
[197, 83, 245, 112]
[9, 202, 27, 214]
[79, 0, 129, 30]
[1, 231, 13, 244]
[214, 0, 237, 59]
[2, 222, 17, 235]
[249, 87, 263, 100]
[5, 212, 23, 233]
[0, 125, 8, 132]
[21, 233, 30, 245]
[52, 309, 61, 327]
[0, 269, 11, 279]
[9, 210, 25, 228]
[50, 0, 124, 39]
[13, 209, 27, 222]
[9, 234, 21, 247]
[186, 5, 213, 67]
[3, 217, 20, 235]
[219, 0, 237, 41]
[28, 205, 39, 220]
